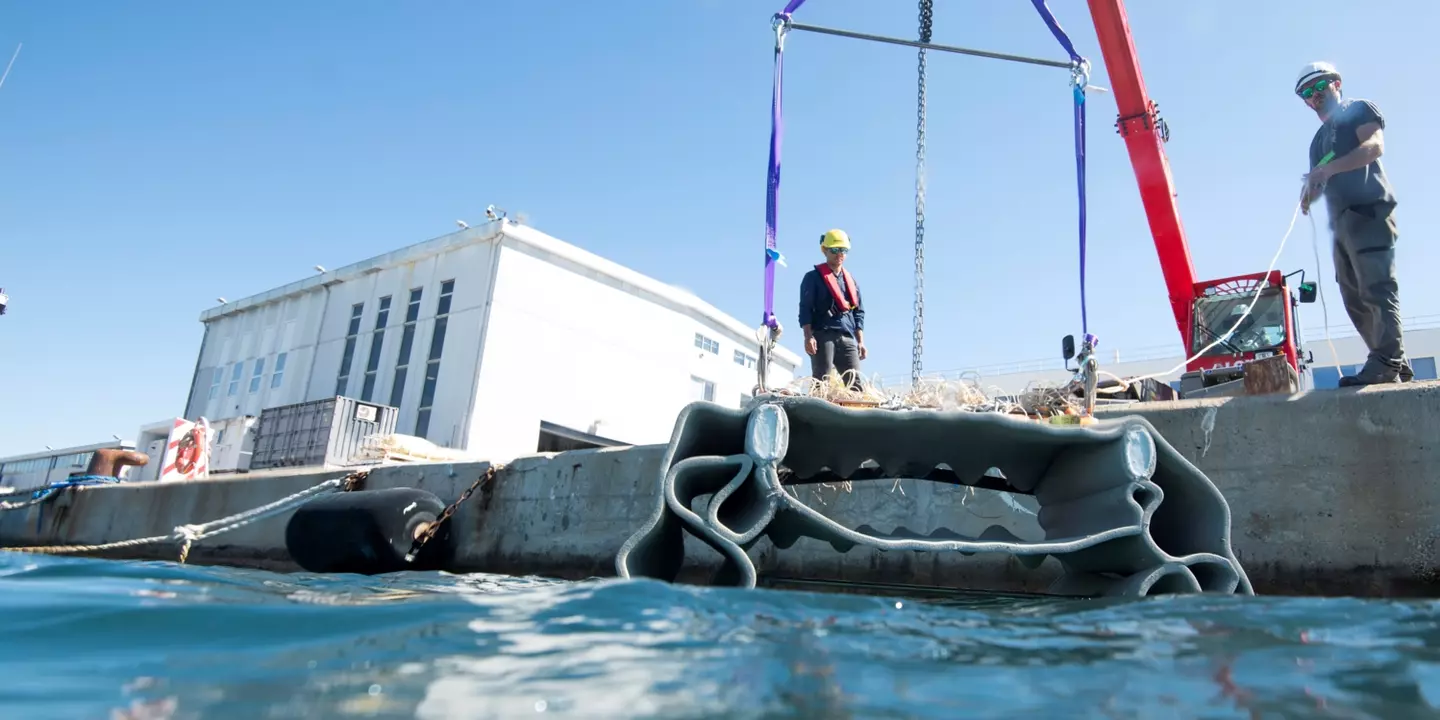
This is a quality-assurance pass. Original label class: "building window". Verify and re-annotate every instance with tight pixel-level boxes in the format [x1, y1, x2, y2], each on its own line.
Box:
[361, 296, 392, 402]
[1413, 356, 1437, 381]
[733, 349, 757, 369]
[208, 367, 224, 400]
[335, 303, 365, 397]
[694, 332, 719, 355]
[690, 375, 715, 403]
[227, 362, 244, 396]
[389, 287, 423, 409]
[58, 452, 90, 469]
[1311, 363, 1363, 390]
[249, 357, 266, 393]
[271, 352, 288, 389]
[415, 280, 455, 438]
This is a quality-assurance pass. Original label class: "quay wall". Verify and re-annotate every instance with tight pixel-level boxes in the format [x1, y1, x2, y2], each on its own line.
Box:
[3, 381, 1438, 598]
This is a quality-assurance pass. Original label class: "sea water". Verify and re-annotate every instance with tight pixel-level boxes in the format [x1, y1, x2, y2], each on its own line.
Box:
[3, 552, 1439, 719]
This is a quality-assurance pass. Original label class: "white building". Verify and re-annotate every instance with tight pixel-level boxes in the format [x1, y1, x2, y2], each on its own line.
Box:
[180, 219, 800, 463]
[907, 316, 1440, 397]
[0, 440, 138, 489]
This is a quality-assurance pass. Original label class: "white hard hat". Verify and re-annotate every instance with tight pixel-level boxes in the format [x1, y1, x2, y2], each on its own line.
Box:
[1295, 61, 1340, 94]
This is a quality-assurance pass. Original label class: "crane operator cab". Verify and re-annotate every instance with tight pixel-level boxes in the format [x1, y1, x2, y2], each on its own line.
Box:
[1180, 272, 1316, 398]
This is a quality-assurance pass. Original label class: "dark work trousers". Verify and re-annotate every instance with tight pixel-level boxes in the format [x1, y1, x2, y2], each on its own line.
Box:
[1332, 202, 1405, 373]
[811, 329, 862, 388]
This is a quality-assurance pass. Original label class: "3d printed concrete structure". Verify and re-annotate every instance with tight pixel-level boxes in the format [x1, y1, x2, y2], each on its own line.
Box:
[616, 395, 1255, 597]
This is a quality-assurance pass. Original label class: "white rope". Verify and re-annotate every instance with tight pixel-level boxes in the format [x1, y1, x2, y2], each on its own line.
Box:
[0, 494, 54, 512]
[1115, 199, 1304, 387]
[1, 478, 345, 561]
[1308, 211, 1343, 375]
[0, 44, 21, 95]
[176, 478, 342, 541]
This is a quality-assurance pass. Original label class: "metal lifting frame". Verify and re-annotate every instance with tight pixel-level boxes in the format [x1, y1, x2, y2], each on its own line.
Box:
[783, 21, 1073, 69]
[757, 0, 1091, 392]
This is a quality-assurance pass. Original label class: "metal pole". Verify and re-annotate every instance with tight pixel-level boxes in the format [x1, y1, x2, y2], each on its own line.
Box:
[786, 21, 1073, 70]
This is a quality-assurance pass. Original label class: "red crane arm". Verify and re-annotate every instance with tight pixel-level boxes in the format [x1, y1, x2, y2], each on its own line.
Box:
[1085, 0, 1198, 351]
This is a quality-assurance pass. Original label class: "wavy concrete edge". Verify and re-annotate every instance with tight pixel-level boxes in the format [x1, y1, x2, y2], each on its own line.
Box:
[616, 396, 1254, 597]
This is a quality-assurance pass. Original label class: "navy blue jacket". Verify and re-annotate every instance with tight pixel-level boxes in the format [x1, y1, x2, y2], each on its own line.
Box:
[799, 265, 864, 337]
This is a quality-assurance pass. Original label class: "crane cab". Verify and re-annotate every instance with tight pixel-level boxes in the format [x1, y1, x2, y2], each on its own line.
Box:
[1178, 270, 1316, 398]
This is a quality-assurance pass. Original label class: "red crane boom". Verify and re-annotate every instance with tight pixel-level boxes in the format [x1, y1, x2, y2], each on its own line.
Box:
[1085, 0, 1197, 352]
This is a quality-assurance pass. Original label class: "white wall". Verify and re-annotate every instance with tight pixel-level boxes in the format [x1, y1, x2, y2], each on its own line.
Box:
[466, 239, 796, 461]
[182, 221, 801, 464]
[0, 441, 138, 488]
[132, 419, 174, 483]
[210, 416, 259, 473]
[186, 229, 500, 443]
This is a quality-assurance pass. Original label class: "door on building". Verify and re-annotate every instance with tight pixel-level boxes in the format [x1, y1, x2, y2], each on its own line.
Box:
[536, 421, 627, 454]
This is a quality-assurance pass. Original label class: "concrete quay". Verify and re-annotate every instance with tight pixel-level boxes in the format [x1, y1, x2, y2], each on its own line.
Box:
[2, 380, 1437, 598]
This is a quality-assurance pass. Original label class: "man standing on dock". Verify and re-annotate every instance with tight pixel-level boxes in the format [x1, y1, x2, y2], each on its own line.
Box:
[1298, 61, 1412, 386]
[799, 229, 867, 389]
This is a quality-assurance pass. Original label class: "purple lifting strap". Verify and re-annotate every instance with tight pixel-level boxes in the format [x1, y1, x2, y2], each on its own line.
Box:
[761, 0, 810, 329]
[1029, 0, 1090, 334]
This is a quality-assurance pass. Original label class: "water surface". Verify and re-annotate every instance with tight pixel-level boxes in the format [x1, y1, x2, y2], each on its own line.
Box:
[3, 552, 1438, 719]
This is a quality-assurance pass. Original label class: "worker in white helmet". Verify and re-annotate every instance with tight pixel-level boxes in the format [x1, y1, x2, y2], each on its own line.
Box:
[799, 229, 868, 388]
[1297, 61, 1411, 386]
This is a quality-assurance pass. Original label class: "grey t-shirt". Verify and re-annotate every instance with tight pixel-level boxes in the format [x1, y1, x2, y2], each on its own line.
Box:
[1308, 97, 1396, 222]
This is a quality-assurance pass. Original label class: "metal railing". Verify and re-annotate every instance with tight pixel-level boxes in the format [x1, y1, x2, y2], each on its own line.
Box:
[872, 313, 1440, 387]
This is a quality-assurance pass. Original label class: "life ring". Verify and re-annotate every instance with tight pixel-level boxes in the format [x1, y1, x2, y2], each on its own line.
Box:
[175, 430, 200, 475]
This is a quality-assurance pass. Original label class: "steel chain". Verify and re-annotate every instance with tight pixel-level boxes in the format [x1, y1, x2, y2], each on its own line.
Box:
[404, 464, 502, 562]
[912, 0, 933, 388]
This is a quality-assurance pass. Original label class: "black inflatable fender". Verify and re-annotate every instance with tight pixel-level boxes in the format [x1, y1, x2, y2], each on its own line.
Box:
[285, 487, 452, 575]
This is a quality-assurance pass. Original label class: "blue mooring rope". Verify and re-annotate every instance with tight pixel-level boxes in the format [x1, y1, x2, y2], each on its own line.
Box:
[31, 475, 122, 499]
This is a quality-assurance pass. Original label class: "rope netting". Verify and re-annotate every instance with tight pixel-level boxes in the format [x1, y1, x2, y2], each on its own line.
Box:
[767, 369, 1087, 420]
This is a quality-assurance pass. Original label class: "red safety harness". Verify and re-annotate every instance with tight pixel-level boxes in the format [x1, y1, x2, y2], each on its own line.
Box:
[815, 263, 860, 312]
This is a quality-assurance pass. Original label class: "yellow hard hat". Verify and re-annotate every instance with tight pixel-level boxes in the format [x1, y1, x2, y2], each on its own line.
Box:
[820, 229, 851, 250]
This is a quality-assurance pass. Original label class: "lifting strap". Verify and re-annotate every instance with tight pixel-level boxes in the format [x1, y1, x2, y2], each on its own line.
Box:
[761, 0, 809, 333]
[1028, 0, 1090, 335]
[755, 0, 809, 394]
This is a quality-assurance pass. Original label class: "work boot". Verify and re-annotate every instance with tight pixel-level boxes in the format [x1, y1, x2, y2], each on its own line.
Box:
[1338, 360, 1402, 387]
[1399, 360, 1415, 383]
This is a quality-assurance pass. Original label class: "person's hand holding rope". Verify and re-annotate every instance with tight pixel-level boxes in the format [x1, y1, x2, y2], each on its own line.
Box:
[1300, 165, 1330, 215]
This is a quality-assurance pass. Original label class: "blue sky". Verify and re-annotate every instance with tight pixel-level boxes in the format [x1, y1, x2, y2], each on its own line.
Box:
[1, 0, 1436, 456]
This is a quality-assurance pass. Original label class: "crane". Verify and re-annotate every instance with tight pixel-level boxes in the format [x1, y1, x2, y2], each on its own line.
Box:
[760, 0, 1317, 399]
[1084, 0, 1317, 396]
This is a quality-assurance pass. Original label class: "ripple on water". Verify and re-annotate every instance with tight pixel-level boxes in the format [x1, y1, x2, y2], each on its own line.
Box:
[2, 551, 1440, 719]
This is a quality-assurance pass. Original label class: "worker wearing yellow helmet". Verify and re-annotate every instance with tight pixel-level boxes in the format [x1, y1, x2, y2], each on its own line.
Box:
[799, 228, 868, 388]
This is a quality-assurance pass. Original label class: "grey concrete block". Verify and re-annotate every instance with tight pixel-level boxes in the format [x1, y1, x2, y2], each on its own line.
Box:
[616, 395, 1254, 597]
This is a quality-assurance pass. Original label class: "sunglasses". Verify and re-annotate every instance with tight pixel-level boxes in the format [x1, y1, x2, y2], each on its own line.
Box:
[1298, 78, 1332, 99]
[827, 247, 848, 255]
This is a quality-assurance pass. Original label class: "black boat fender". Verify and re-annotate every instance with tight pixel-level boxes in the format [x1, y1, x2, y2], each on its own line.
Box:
[285, 487, 452, 574]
